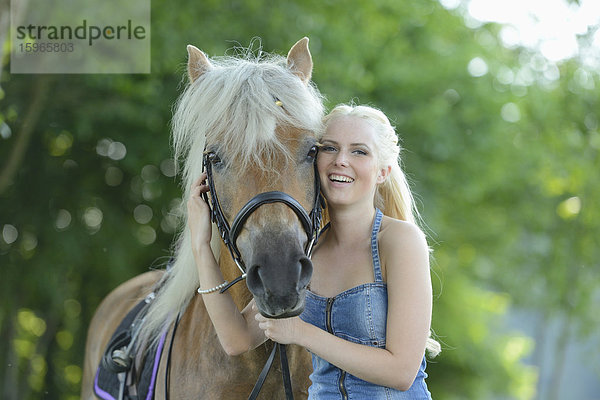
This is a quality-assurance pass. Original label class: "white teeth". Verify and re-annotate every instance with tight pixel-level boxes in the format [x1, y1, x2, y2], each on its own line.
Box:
[329, 174, 354, 183]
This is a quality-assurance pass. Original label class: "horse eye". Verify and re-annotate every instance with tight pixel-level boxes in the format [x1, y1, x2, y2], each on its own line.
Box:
[208, 152, 222, 165]
[307, 145, 318, 160]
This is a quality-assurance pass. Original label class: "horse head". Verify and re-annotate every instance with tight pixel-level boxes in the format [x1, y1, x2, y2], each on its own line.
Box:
[177, 38, 324, 318]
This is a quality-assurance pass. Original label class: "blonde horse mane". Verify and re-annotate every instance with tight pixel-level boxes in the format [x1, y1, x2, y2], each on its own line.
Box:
[137, 45, 324, 349]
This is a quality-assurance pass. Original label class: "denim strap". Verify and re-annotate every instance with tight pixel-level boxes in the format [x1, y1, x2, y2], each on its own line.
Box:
[370, 208, 384, 282]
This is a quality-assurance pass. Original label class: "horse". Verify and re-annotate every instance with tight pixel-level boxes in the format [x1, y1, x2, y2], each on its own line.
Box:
[81, 37, 325, 399]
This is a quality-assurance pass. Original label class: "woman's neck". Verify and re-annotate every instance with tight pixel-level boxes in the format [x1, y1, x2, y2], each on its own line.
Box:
[326, 203, 376, 248]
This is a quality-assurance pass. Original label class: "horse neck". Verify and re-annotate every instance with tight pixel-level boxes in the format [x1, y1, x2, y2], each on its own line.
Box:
[219, 243, 253, 310]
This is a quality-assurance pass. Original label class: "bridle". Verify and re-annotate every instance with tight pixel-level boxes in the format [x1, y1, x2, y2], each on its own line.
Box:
[200, 146, 324, 292]
[195, 145, 324, 400]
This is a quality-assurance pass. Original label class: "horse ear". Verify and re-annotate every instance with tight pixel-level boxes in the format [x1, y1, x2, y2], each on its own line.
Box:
[287, 37, 313, 85]
[187, 45, 212, 83]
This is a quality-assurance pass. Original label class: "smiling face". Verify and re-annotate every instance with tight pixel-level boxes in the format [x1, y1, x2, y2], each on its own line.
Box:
[317, 116, 389, 210]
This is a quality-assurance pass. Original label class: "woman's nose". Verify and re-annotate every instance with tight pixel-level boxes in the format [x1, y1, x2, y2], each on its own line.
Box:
[334, 152, 349, 167]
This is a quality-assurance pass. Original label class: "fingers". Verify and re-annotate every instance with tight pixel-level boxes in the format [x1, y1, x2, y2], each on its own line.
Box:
[253, 307, 269, 328]
[253, 304, 265, 323]
[192, 171, 208, 187]
[254, 311, 278, 338]
[255, 314, 272, 337]
[252, 305, 299, 345]
[253, 304, 269, 323]
[189, 172, 210, 198]
[254, 313, 292, 344]
[187, 173, 211, 218]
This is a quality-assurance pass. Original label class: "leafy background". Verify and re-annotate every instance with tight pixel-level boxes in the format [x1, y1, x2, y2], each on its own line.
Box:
[1, 0, 598, 399]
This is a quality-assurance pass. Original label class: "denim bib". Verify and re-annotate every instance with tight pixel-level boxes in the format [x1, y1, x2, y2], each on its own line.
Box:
[300, 209, 432, 399]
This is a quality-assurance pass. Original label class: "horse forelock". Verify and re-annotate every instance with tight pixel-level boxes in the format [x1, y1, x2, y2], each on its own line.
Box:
[173, 54, 324, 179]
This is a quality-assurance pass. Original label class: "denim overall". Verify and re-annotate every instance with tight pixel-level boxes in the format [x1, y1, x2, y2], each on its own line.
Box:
[300, 209, 432, 399]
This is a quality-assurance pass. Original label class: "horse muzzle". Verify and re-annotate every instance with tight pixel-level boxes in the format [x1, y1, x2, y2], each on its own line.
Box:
[244, 239, 313, 318]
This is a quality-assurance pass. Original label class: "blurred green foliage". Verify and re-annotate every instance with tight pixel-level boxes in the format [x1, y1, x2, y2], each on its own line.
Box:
[1, 0, 598, 399]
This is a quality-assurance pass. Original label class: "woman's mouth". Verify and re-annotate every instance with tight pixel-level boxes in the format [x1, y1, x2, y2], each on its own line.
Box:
[328, 174, 354, 183]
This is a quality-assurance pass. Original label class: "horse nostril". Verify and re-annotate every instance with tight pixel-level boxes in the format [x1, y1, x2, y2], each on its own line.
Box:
[297, 256, 313, 290]
[245, 264, 265, 296]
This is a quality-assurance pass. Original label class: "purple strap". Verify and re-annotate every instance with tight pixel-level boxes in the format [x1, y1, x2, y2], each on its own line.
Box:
[145, 329, 168, 400]
[94, 368, 116, 400]
[93, 328, 168, 400]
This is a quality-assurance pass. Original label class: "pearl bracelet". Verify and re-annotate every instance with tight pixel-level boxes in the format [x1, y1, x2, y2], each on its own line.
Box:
[197, 281, 229, 295]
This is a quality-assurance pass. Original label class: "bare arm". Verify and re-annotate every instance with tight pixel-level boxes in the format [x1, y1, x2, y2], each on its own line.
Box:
[256, 220, 432, 390]
[188, 173, 267, 355]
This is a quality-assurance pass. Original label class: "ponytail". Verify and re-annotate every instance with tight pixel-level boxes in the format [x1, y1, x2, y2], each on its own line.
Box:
[376, 162, 416, 224]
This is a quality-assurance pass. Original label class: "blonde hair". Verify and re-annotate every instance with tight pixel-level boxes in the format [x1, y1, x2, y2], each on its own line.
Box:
[321, 104, 441, 357]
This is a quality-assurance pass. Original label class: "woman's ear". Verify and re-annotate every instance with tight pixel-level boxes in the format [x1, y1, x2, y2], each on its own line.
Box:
[377, 165, 392, 184]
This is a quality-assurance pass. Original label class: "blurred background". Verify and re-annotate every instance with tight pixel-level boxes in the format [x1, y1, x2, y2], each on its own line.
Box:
[1, 0, 599, 398]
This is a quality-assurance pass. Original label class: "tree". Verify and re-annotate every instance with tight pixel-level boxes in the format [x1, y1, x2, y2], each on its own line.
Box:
[2, 0, 597, 398]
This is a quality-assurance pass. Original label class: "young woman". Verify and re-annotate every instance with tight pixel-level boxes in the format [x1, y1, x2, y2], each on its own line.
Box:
[188, 104, 439, 399]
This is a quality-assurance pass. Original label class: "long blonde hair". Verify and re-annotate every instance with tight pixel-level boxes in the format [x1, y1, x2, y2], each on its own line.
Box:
[321, 104, 441, 357]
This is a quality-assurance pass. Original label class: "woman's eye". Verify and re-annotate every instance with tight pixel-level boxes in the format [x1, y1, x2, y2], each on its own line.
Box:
[353, 149, 367, 156]
[322, 146, 336, 152]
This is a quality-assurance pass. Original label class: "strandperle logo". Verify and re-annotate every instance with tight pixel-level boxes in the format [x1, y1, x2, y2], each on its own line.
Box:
[10, 0, 150, 74]
[15, 19, 147, 46]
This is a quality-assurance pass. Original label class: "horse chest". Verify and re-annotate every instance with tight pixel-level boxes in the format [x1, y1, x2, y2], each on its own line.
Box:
[158, 300, 310, 399]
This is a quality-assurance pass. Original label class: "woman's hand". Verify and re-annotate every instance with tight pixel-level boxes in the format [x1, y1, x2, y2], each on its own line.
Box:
[186, 172, 213, 256]
[254, 304, 306, 345]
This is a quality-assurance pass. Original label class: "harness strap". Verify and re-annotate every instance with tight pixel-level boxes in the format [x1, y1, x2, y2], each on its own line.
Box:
[117, 372, 127, 400]
[219, 273, 248, 294]
[248, 343, 293, 400]
[102, 330, 134, 373]
[279, 344, 294, 399]
[101, 291, 156, 375]
[230, 191, 313, 244]
[248, 343, 277, 400]
[164, 313, 181, 400]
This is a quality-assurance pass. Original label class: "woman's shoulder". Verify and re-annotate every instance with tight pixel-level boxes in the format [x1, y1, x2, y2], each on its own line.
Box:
[379, 216, 427, 247]
[378, 217, 429, 270]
